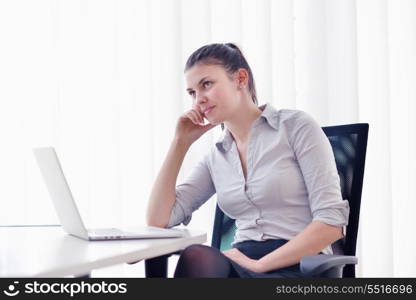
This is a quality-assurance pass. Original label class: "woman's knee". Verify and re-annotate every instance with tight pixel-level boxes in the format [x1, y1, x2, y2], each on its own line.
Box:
[180, 244, 213, 260]
[175, 244, 232, 277]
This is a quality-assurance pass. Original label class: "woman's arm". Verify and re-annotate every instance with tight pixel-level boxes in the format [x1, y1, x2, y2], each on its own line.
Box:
[225, 111, 348, 273]
[253, 110, 347, 273]
[256, 221, 343, 273]
[222, 221, 342, 273]
[146, 137, 191, 228]
[146, 108, 215, 228]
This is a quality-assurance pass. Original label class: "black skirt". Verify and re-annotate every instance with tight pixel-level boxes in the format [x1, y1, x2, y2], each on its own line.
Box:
[227, 239, 305, 278]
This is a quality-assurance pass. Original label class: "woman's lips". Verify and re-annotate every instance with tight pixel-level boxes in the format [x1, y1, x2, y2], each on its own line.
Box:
[204, 106, 215, 116]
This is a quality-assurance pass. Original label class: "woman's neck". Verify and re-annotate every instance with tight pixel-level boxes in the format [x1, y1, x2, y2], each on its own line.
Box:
[224, 100, 262, 145]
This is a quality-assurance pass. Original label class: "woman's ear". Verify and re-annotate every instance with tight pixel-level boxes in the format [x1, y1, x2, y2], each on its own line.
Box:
[236, 68, 249, 88]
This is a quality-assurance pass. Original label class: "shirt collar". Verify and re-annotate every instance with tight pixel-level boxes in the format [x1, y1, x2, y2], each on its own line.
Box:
[215, 102, 279, 152]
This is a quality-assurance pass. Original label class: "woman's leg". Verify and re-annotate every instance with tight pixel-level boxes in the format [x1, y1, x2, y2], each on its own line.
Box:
[174, 244, 240, 278]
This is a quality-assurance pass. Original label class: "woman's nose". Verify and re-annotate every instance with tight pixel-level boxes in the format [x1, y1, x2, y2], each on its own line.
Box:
[196, 93, 207, 105]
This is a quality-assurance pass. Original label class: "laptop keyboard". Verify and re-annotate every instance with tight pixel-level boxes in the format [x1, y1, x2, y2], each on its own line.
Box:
[88, 228, 124, 237]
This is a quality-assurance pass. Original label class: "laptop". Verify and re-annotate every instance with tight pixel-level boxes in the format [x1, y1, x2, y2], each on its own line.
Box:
[33, 147, 184, 241]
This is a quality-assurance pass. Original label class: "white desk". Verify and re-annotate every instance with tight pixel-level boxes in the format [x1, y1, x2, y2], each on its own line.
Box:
[0, 226, 206, 277]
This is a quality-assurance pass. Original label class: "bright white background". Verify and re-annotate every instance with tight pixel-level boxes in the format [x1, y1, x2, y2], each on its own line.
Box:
[0, 0, 415, 277]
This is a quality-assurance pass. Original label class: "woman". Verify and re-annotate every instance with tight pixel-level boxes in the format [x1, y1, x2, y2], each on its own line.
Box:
[146, 43, 349, 278]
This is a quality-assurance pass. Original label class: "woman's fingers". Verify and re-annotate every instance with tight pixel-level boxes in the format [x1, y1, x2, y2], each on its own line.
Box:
[202, 122, 215, 131]
[193, 109, 204, 124]
[187, 109, 203, 125]
[194, 109, 205, 123]
[186, 111, 199, 124]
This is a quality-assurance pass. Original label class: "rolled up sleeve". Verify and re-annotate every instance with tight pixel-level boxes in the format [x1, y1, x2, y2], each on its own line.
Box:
[167, 153, 216, 228]
[288, 111, 350, 233]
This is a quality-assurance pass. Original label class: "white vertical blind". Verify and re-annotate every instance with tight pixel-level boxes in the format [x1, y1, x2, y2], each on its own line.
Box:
[356, 0, 393, 277]
[270, 0, 296, 109]
[325, 0, 359, 124]
[387, 0, 416, 277]
[0, 0, 415, 276]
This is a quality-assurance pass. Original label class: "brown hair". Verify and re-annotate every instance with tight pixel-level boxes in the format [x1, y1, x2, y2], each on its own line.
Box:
[184, 43, 257, 105]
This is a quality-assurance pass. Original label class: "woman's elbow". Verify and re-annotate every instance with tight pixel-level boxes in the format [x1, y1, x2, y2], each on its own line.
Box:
[329, 224, 344, 242]
[316, 221, 344, 243]
[146, 216, 169, 228]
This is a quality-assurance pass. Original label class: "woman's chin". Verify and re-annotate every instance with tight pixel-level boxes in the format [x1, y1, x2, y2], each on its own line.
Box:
[208, 119, 221, 126]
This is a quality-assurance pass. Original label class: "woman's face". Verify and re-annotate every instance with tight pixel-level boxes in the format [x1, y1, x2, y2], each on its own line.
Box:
[185, 63, 242, 125]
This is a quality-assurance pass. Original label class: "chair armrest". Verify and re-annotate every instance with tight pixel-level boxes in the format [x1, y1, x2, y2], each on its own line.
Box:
[300, 254, 358, 276]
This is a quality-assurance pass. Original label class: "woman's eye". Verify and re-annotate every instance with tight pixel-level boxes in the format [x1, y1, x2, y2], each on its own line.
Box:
[188, 91, 195, 97]
[203, 81, 212, 88]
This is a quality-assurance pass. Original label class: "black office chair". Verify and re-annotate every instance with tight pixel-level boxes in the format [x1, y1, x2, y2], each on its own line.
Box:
[211, 123, 369, 278]
[145, 123, 369, 278]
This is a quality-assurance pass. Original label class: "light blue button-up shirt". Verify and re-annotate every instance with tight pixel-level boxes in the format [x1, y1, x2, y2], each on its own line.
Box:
[167, 103, 349, 254]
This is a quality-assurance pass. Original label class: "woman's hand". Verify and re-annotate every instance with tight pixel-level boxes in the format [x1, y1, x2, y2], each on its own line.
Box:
[174, 108, 216, 145]
[222, 248, 264, 273]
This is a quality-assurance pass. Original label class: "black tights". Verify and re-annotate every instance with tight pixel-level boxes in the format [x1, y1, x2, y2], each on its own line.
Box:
[174, 244, 240, 278]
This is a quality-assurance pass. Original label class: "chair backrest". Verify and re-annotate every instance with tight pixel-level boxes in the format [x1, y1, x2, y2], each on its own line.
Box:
[211, 123, 369, 278]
